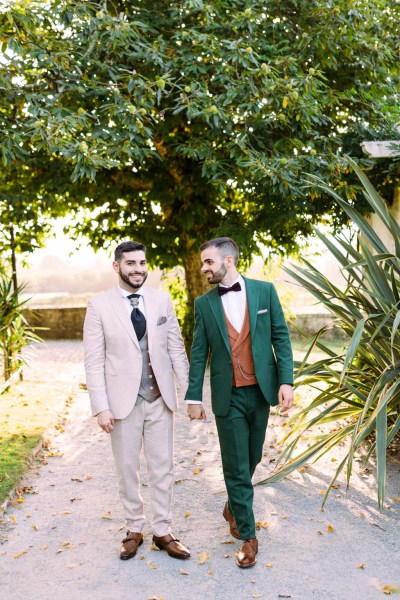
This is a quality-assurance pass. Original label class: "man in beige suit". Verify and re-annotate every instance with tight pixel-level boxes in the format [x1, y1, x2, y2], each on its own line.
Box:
[84, 241, 190, 560]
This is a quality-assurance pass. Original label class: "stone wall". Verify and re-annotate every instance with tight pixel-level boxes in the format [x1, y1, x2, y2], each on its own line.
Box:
[26, 307, 345, 341]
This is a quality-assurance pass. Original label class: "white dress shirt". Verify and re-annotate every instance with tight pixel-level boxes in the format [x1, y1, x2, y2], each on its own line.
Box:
[186, 275, 246, 404]
[219, 274, 246, 332]
[119, 285, 146, 318]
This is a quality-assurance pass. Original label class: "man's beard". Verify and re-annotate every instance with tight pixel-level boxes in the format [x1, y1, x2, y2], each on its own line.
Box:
[120, 271, 148, 289]
[206, 264, 227, 284]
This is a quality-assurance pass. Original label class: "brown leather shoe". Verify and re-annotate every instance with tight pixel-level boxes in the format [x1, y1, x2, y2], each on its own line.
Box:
[223, 503, 241, 540]
[236, 538, 258, 568]
[120, 531, 143, 560]
[152, 534, 190, 559]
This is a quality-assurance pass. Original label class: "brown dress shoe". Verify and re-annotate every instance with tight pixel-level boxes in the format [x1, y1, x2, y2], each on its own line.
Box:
[120, 531, 143, 560]
[152, 534, 190, 559]
[236, 538, 258, 568]
[223, 503, 241, 540]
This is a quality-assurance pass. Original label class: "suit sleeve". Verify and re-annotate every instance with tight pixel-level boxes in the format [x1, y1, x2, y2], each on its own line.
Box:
[270, 284, 294, 385]
[83, 301, 110, 417]
[166, 295, 189, 394]
[184, 299, 209, 402]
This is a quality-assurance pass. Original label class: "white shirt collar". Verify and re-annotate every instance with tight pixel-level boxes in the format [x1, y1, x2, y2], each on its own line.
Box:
[119, 285, 143, 298]
[219, 274, 244, 289]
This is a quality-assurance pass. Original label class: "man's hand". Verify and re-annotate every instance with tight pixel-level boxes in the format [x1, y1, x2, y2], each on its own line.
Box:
[97, 409, 115, 433]
[187, 404, 207, 421]
[278, 384, 294, 413]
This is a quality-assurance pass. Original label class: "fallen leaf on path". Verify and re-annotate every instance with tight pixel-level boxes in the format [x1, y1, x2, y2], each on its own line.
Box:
[317, 531, 323, 536]
[151, 565, 157, 569]
[382, 585, 400, 595]
[70, 497, 82, 503]
[252, 593, 261, 598]
[193, 468, 203, 474]
[16, 497, 25, 504]
[327, 524, 334, 532]
[370, 521, 386, 532]
[85, 475, 93, 480]
[278, 595, 292, 598]
[319, 490, 325, 495]
[358, 563, 365, 569]
[208, 570, 214, 574]
[266, 563, 273, 568]
[150, 544, 160, 551]
[32, 524, 39, 531]
[11, 516, 17, 524]
[62, 511, 71, 515]
[220, 539, 235, 544]
[198, 552, 209, 564]
[39, 545, 48, 550]
[331, 457, 337, 462]
[280, 515, 289, 519]
[71, 478, 83, 482]
[179, 568, 189, 575]
[224, 553, 230, 558]
[101, 515, 113, 520]
[392, 498, 400, 503]
[13, 549, 28, 559]
[21, 486, 38, 495]
[256, 521, 269, 529]
[184, 512, 190, 517]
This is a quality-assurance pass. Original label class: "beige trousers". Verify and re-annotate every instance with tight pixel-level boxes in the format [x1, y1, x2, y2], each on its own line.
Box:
[110, 396, 174, 536]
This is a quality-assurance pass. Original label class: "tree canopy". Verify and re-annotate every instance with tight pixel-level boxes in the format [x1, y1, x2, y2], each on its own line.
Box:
[1, 0, 400, 303]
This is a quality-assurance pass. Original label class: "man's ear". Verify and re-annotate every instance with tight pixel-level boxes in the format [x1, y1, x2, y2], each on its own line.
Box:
[112, 261, 119, 274]
[225, 255, 234, 268]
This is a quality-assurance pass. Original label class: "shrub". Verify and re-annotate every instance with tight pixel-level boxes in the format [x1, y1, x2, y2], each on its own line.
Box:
[259, 162, 400, 508]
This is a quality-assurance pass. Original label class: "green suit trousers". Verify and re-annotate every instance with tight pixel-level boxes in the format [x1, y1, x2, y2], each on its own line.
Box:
[215, 383, 270, 540]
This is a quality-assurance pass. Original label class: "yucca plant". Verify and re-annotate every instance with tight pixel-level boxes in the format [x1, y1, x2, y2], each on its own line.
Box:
[0, 273, 42, 384]
[259, 162, 400, 508]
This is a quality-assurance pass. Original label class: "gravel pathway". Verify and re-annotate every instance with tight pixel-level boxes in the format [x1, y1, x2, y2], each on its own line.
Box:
[1, 341, 399, 600]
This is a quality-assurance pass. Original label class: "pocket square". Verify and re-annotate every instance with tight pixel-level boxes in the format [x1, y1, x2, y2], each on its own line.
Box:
[257, 309, 269, 314]
[157, 316, 167, 326]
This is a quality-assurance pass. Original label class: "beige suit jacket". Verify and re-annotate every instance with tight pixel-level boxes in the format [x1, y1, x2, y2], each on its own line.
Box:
[83, 285, 188, 419]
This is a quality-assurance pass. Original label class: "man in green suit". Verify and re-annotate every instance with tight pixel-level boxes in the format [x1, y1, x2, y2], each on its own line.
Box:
[186, 237, 294, 568]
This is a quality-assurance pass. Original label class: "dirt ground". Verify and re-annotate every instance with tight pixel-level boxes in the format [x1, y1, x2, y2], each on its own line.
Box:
[1, 341, 399, 600]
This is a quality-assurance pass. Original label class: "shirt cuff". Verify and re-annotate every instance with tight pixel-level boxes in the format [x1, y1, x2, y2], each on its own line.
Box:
[185, 400, 202, 404]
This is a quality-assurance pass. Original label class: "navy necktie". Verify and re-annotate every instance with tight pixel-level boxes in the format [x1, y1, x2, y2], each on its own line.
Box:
[127, 294, 146, 341]
[218, 282, 241, 296]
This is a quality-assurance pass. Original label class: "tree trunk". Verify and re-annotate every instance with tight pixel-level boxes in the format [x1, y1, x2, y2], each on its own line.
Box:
[181, 251, 210, 355]
[182, 251, 209, 309]
[10, 225, 18, 294]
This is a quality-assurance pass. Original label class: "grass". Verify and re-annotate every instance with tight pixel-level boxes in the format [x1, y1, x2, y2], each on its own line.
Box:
[0, 380, 73, 505]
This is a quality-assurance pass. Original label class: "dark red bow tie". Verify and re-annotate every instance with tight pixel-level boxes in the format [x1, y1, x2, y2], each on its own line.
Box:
[218, 282, 241, 296]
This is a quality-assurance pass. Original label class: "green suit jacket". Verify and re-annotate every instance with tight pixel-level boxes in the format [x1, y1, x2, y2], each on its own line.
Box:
[185, 277, 294, 417]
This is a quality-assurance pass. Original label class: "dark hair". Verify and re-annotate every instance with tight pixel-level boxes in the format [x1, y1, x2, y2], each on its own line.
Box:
[199, 237, 239, 266]
[114, 241, 146, 262]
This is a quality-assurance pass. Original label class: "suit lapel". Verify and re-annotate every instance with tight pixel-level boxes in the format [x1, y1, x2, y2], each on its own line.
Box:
[243, 277, 260, 337]
[109, 285, 140, 349]
[141, 287, 157, 353]
[207, 288, 230, 355]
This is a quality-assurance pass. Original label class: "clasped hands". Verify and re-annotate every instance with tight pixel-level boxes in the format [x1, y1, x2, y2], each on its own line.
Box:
[186, 384, 294, 421]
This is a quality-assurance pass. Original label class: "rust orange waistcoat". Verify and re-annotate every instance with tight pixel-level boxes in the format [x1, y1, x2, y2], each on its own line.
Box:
[223, 302, 258, 387]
